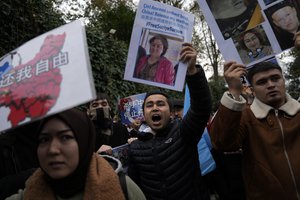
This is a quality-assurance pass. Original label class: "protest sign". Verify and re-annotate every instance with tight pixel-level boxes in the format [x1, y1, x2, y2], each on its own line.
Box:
[118, 93, 146, 125]
[0, 20, 96, 133]
[197, 0, 300, 67]
[124, 0, 194, 91]
[112, 143, 130, 173]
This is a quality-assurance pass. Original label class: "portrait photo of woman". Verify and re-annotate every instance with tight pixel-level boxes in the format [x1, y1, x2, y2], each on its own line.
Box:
[234, 26, 273, 64]
[134, 34, 175, 86]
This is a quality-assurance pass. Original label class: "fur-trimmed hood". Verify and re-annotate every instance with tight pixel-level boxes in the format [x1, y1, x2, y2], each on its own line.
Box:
[250, 94, 300, 119]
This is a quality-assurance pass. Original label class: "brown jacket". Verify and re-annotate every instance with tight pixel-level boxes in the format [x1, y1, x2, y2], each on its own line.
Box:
[210, 92, 300, 200]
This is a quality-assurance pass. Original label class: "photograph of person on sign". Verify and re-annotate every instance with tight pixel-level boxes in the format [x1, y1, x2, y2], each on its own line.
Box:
[133, 29, 183, 86]
[265, 1, 300, 51]
[206, 0, 264, 40]
[233, 25, 274, 64]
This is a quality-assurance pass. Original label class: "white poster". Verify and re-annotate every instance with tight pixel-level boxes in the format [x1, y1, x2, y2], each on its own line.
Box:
[124, 0, 195, 91]
[197, 0, 300, 67]
[0, 20, 96, 133]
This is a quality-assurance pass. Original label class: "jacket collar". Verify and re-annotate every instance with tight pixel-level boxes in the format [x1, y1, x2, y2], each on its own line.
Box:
[250, 93, 300, 119]
[24, 154, 125, 200]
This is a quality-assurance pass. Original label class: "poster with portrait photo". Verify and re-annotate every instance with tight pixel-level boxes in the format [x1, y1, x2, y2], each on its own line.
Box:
[133, 29, 184, 86]
[206, 0, 264, 40]
[264, 0, 300, 51]
[197, 0, 284, 67]
[124, 0, 194, 91]
[233, 24, 274, 64]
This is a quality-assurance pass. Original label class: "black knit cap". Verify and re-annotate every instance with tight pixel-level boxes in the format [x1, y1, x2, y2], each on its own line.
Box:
[142, 90, 173, 112]
[266, 1, 295, 18]
[247, 61, 282, 85]
[172, 99, 184, 108]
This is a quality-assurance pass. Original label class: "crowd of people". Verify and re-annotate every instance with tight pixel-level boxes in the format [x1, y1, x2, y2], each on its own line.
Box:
[1, 9, 300, 200]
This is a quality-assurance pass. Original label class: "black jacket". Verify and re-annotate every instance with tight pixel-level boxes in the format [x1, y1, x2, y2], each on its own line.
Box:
[128, 68, 211, 200]
[94, 122, 129, 150]
[0, 121, 39, 199]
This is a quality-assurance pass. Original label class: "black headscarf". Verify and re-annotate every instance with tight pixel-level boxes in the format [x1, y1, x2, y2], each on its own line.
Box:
[36, 108, 96, 198]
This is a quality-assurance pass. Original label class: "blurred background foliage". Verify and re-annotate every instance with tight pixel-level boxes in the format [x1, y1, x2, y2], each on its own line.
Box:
[0, 0, 299, 114]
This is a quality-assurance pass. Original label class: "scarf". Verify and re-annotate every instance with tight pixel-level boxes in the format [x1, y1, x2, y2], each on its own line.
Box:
[24, 153, 125, 200]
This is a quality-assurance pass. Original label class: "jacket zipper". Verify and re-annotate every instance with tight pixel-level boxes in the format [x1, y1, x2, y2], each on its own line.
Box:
[275, 110, 300, 200]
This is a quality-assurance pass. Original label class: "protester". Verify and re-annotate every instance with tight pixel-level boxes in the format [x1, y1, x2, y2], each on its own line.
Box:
[134, 34, 175, 85]
[128, 43, 212, 200]
[238, 27, 273, 64]
[209, 59, 300, 199]
[266, 1, 300, 50]
[6, 108, 146, 200]
[86, 92, 130, 153]
[206, 148, 245, 200]
[170, 99, 184, 120]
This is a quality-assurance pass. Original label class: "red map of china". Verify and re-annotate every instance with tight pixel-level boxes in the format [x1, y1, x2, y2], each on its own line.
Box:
[0, 33, 66, 127]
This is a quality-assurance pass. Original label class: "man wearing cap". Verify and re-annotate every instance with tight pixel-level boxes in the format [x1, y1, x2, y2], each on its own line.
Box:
[171, 99, 184, 120]
[128, 43, 212, 200]
[209, 60, 300, 199]
[266, 1, 300, 50]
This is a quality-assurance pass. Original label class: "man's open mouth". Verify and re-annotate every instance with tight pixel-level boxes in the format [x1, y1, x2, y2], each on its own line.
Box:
[152, 114, 161, 122]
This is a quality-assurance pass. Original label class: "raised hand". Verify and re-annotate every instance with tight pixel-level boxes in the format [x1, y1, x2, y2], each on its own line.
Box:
[224, 61, 247, 97]
[180, 43, 198, 75]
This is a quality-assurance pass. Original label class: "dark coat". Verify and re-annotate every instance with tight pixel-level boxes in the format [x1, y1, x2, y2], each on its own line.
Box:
[210, 93, 300, 200]
[94, 122, 129, 150]
[0, 121, 39, 199]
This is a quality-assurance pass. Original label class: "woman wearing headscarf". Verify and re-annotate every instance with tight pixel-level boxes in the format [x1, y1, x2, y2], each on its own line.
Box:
[6, 108, 145, 200]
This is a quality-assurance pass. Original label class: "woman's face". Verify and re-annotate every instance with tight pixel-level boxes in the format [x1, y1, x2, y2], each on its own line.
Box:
[243, 32, 261, 50]
[150, 39, 164, 58]
[38, 118, 79, 179]
[210, 0, 247, 19]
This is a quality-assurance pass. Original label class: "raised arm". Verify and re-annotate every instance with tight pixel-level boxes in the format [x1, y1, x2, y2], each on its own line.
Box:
[209, 61, 247, 151]
[180, 43, 212, 143]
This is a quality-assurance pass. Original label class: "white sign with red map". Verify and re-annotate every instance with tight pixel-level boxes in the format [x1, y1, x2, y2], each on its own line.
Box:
[0, 20, 96, 133]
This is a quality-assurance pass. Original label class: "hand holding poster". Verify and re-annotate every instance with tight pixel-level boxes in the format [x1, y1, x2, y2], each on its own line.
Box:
[124, 0, 195, 91]
[112, 143, 130, 173]
[197, 0, 300, 67]
[0, 20, 96, 133]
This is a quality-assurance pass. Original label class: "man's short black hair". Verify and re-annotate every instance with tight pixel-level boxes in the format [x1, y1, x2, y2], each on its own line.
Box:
[247, 61, 282, 85]
[172, 99, 184, 108]
[86, 92, 110, 109]
[142, 90, 173, 112]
